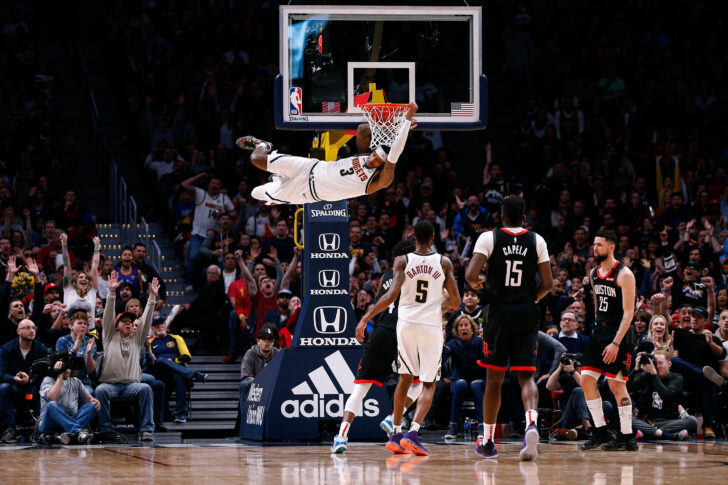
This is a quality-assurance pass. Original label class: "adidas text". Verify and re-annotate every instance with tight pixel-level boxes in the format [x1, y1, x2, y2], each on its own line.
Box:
[299, 337, 359, 346]
[281, 394, 379, 418]
[310, 252, 349, 259]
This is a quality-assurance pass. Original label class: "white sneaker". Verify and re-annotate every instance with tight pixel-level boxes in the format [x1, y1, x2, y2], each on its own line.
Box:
[703, 366, 726, 387]
[331, 434, 348, 453]
[380, 416, 394, 436]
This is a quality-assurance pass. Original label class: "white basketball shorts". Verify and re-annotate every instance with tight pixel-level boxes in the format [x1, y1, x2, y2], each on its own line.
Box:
[250, 152, 316, 205]
[396, 321, 443, 382]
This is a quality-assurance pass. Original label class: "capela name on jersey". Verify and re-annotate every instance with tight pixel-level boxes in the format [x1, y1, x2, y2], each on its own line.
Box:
[502, 244, 528, 257]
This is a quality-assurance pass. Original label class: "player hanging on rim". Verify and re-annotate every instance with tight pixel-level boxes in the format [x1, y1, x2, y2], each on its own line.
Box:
[358, 221, 461, 456]
[330, 240, 424, 454]
[235, 103, 417, 205]
[465, 195, 553, 461]
[580, 229, 638, 451]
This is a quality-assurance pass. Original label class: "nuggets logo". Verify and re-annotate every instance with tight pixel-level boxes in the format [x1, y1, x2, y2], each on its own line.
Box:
[289, 87, 302, 116]
[167, 341, 176, 348]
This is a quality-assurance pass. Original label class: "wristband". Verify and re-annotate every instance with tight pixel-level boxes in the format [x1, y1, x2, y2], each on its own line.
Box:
[612, 341, 620, 346]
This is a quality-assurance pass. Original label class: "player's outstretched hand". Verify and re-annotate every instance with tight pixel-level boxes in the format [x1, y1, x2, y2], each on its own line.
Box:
[406, 102, 418, 120]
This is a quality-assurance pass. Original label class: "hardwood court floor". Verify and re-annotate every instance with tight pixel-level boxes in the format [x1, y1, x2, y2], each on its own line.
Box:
[1, 439, 727, 485]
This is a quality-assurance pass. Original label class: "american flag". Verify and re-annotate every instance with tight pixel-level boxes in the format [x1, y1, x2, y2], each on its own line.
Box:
[322, 101, 341, 113]
[451, 102, 474, 117]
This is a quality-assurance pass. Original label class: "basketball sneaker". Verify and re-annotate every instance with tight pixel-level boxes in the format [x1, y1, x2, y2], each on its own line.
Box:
[331, 434, 348, 454]
[386, 432, 409, 454]
[400, 430, 429, 456]
[236, 136, 272, 152]
[444, 423, 458, 440]
[519, 424, 539, 461]
[602, 432, 638, 451]
[474, 439, 498, 459]
[702, 366, 726, 387]
[380, 415, 394, 436]
[581, 426, 612, 450]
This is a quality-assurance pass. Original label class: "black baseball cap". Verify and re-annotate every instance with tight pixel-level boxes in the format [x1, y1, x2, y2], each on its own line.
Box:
[692, 306, 708, 318]
[258, 327, 276, 340]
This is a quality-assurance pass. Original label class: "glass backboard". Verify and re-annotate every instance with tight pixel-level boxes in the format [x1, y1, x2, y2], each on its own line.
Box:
[276, 5, 486, 131]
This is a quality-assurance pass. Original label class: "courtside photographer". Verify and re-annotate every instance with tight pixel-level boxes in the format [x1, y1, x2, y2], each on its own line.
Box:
[627, 350, 696, 440]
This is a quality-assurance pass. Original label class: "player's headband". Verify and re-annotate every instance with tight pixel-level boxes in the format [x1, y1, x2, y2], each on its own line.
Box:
[375, 146, 388, 162]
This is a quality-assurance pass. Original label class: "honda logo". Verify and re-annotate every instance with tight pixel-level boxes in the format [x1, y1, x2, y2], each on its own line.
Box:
[318, 270, 340, 288]
[319, 233, 340, 251]
[314, 306, 347, 334]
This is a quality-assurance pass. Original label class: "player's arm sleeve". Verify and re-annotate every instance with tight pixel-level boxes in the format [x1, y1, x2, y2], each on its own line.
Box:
[472, 231, 494, 258]
[386, 119, 412, 164]
[536, 234, 550, 264]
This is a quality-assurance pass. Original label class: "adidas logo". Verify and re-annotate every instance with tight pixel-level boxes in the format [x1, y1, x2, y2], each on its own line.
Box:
[280, 351, 379, 418]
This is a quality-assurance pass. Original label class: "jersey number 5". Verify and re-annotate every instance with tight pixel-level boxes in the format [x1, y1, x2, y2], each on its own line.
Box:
[598, 296, 608, 312]
[415, 280, 428, 303]
[504, 260, 522, 287]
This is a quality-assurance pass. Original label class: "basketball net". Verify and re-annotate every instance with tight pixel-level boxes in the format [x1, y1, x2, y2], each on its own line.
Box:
[361, 103, 410, 149]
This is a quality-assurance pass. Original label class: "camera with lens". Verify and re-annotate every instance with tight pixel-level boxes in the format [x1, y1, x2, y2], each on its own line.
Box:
[560, 353, 581, 367]
[31, 351, 86, 380]
[638, 353, 656, 367]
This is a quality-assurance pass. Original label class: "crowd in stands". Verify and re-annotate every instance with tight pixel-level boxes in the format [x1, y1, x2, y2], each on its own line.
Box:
[2, 1, 727, 444]
[0, 8, 208, 445]
[101, 1, 728, 441]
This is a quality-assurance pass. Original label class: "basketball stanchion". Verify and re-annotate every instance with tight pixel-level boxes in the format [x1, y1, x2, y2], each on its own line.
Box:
[240, 201, 390, 441]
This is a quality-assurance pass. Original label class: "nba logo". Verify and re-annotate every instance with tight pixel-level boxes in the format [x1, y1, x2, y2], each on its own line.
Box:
[289, 87, 302, 116]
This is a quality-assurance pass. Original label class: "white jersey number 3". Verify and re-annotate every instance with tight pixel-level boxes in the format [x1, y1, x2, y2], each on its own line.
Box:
[505, 260, 523, 287]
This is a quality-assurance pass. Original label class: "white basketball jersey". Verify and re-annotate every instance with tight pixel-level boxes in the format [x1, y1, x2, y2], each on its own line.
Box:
[311, 155, 378, 201]
[398, 252, 445, 327]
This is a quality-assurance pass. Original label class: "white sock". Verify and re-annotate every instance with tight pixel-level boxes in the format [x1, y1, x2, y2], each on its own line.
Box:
[410, 422, 421, 432]
[393, 425, 402, 434]
[618, 405, 633, 435]
[483, 423, 496, 443]
[338, 421, 350, 438]
[586, 398, 607, 428]
[525, 409, 538, 427]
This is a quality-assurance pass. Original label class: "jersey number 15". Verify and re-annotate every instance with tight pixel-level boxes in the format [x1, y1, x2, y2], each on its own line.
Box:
[504, 260, 522, 287]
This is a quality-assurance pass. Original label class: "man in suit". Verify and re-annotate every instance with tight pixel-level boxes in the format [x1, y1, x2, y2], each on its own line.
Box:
[557, 311, 590, 354]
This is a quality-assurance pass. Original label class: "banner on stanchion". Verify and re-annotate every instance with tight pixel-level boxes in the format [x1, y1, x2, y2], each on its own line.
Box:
[240, 201, 390, 441]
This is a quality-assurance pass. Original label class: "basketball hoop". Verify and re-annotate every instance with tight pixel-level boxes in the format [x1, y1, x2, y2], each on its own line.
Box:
[361, 103, 410, 149]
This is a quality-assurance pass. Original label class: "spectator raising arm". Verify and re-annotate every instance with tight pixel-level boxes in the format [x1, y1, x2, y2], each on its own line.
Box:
[91, 236, 101, 290]
[103, 271, 120, 346]
[280, 247, 300, 291]
[135, 278, 159, 347]
[237, 250, 258, 299]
